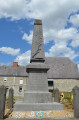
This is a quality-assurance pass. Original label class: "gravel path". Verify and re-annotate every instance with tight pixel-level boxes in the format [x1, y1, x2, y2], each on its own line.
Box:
[8, 110, 74, 118]
[6, 118, 79, 120]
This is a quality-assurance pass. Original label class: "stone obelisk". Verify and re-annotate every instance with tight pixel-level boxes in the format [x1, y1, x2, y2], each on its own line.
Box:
[14, 19, 64, 111]
[31, 19, 45, 63]
[24, 20, 52, 103]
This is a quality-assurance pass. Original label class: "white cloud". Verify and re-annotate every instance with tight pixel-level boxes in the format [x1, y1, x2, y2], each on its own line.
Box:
[15, 50, 31, 65]
[45, 42, 78, 60]
[0, 0, 29, 20]
[44, 27, 77, 44]
[24, 27, 79, 48]
[0, 47, 20, 56]
[69, 14, 79, 28]
[0, 0, 79, 27]
[70, 36, 79, 47]
[68, 14, 79, 47]
[22, 27, 78, 45]
[44, 28, 78, 59]
[22, 31, 33, 44]
[0, 0, 79, 45]
[27, 0, 79, 30]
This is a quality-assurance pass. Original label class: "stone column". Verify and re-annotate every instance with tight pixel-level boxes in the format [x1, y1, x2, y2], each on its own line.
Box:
[0, 86, 6, 119]
[8, 88, 14, 109]
[54, 88, 59, 103]
[72, 86, 79, 118]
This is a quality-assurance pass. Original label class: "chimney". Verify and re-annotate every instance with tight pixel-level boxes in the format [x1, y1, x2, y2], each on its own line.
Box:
[13, 62, 18, 67]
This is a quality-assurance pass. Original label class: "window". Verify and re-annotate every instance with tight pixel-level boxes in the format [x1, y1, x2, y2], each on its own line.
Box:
[20, 79, 23, 84]
[3, 77, 7, 82]
[48, 79, 54, 90]
[48, 81, 53, 87]
[19, 86, 22, 92]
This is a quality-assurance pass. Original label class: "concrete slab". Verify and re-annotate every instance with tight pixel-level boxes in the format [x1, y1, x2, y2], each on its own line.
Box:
[14, 102, 64, 111]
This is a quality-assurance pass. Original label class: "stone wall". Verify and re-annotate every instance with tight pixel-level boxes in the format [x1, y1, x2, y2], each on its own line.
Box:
[0, 76, 27, 96]
[0, 77, 79, 95]
[54, 79, 79, 92]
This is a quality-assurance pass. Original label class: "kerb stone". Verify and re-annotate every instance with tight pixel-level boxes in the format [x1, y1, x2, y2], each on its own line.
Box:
[72, 86, 79, 118]
[8, 88, 14, 109]
[54, 88, 59, 103]
[0, 86, 6, 119]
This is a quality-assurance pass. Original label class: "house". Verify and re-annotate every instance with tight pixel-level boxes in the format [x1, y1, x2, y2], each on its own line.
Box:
[45, 57, 79, 92]
[0, 62, 28, 96]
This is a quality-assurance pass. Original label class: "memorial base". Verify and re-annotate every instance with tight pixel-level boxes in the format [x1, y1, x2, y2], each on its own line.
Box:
[24, 92, 53, 103]
[14, 102, 64, 111]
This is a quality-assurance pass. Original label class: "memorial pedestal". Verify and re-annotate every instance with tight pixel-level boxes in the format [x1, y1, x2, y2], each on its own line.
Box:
[14, 63, 64, 111]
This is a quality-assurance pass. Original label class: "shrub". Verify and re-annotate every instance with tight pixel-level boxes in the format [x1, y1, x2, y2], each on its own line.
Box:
[59, 91, 73, 105]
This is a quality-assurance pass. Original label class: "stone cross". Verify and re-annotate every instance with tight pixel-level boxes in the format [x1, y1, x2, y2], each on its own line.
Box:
[54, 88, 59, 103]
[72, 86, 79, 118]
[0, 86, 6, 119]
[8, 88, 14, 109]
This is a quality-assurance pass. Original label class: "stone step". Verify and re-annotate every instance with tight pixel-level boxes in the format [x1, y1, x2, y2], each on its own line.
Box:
[14, 102, 64, 111]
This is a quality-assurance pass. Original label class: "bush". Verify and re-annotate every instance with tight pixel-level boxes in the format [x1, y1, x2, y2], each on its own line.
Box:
[13, 97, 15, 104]
[59, 91, 73, 105]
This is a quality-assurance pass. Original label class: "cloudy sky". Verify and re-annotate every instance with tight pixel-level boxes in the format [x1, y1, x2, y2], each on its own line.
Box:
[0, 0, 79, 68]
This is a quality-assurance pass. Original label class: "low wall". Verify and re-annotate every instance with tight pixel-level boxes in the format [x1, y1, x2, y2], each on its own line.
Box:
[54, 79, 79, 92]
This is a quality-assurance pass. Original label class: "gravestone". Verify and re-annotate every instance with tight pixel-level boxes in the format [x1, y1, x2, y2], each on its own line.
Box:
[54, 88, 59, 103]
[0, 86, 6, 119]
[8, 88, 14, 109]
[14, 19, 64, 111]
[72, 86, 79, 118]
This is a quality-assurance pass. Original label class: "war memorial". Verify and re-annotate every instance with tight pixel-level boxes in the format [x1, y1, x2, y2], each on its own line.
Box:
[14, 19, 63, 111]
[1, 19, 79, 119]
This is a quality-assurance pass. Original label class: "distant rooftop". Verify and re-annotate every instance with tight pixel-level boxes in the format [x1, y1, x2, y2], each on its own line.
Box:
[45, 57, 79, 79]
[0, 65, 28, 77]
[0, 57, 79, 78]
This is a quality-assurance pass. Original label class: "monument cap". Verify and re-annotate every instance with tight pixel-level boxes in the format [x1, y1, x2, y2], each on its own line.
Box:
[34, 19, 42, 25]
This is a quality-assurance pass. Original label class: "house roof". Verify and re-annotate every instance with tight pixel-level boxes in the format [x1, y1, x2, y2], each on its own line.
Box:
[45, 57, 79, 79]
[0, 57, 79, 78]
[0, 66, 28, 77]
